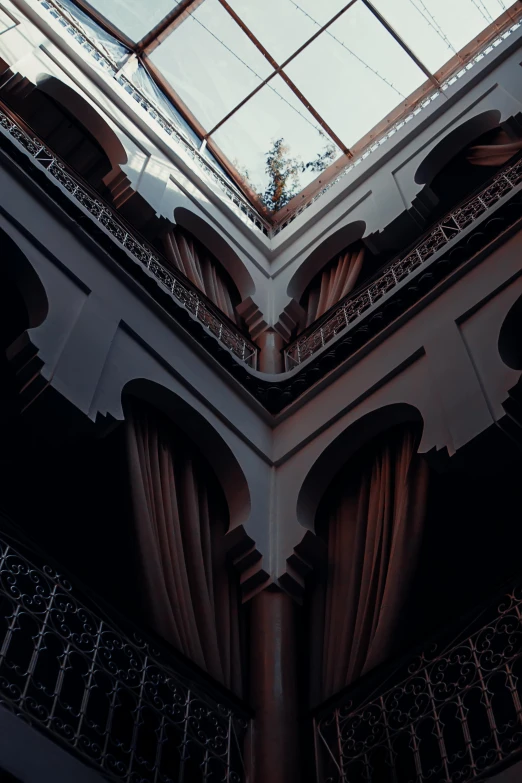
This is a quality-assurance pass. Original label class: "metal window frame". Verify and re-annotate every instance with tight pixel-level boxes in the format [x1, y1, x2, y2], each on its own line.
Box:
[61, 0, 522, 223]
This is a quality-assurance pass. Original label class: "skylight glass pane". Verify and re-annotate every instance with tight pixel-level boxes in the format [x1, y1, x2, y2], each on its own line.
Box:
[58, 0, 130, 66]
[225, 0, 350, 63]
[149, 0, 273, 131]
[372, 0, 519, 75]
[81, 0, 178, 42]
[211, 75, 343, 209]
[285, 0, 427, 149]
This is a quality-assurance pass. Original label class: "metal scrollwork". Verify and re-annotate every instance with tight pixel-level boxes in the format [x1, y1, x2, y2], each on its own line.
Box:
[313, 583, 522, 783]
[286, 156, 522, 368]
[0, 535, 249, 782]
[0, 104, 258, 369]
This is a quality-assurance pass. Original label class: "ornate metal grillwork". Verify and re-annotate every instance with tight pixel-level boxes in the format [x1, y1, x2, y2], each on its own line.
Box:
[0, 103, 258, 367]
[38, 0, 271, 236]
[0, 528, 249, 782]
[286, 155, 522, 368]
[313, 581, 522, 783]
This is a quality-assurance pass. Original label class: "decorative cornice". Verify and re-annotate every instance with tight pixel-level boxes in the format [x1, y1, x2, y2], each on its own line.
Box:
[2, 96, 522, 415]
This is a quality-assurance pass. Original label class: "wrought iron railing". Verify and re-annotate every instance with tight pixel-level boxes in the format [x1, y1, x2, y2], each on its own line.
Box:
[0, 101, 258, 367]
[312, 579, 522, 783]
[286, 154, 522, 369]
[36, 0, 522, 236]
[0, 522, 250, 782]
[38, 0, 272, 236]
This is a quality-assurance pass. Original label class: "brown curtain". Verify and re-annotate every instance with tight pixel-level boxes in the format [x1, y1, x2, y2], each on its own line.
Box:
[310, 425, 429, 704]
[124, 399, 243, 695]
[467, 129, 522, 168]
[163, 227, 239, 323]
[303, 246, 364, 329]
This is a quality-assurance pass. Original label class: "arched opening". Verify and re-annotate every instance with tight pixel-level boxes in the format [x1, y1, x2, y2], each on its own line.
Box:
[499, 292, 522, 370]
[287, 220, 389, 333]
[160, 222, 243, 325]
[303, 405, 522, 717]
[0, 75, 127, 192]
[0, 379, 249, 699]
[174, 208, 255, 302]
[306, 417, 427, 706]
[415, 111, 522, 223]
[298, 239, 382, 331]
[119, 394, 247, 695]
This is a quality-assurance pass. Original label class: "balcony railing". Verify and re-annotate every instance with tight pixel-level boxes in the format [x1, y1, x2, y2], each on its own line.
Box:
[286, 155, 522, 369]
[312, 577, 522, 783]
[0, 520, 250, 782]
[0, 101, 258, 368]
[38, 0, 272, 237]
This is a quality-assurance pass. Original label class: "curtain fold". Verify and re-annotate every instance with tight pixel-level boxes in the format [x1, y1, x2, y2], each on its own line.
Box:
[124, 399, 243, 695]
[304, 246, 364, 329]
[310, 425, 429, 704]
[163, 227, 238, 323]
[467, 129, 522, 168]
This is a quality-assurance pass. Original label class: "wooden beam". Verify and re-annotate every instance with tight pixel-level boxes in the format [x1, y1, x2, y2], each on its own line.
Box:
[362, 0, 441, 88]
[212, 0, 355, 152]
[64, 0, 135, 48]
[137, 0, 206, 55]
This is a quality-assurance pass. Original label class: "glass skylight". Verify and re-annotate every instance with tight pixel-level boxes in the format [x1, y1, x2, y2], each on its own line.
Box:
[67, 0, 522, 213]
[81, 0, 178, 41]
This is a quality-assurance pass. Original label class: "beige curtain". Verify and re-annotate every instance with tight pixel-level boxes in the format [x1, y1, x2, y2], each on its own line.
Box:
[124, 399, 243, 695]
[163, 227, 238, 323]
[467, 129, 522, 168]
[310, 425, 429, 704]
[304, 246, 364, 329]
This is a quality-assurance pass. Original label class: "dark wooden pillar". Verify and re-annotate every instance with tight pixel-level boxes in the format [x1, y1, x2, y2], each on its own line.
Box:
[248, 586, 299, 783]
[256, 329, 284, 374]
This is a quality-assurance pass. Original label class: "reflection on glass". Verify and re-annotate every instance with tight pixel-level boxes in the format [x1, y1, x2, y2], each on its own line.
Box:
[372, 0, 518, 74]
[149, 0, 273, 131]
[225, 0, 349, 63]
[81, 0, 178, 42]
[129, 60, 202, 146]
[212, 76, 342, 210]
[58, 0, 130, 66]
[286, 1, 426, 148]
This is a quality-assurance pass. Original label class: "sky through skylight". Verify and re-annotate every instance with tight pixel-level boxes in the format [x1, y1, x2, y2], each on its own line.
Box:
[68, 0, 521, 212]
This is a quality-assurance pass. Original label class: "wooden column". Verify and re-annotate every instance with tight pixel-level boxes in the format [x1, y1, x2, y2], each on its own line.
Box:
[248, 587, 299, 782]
[256, 329, 284, 374]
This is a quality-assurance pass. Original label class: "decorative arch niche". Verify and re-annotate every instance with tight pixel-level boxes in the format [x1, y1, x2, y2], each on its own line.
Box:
[413, 109, 522, 223]
[122, 378, 251, 532]
[174, 208, 255, 301]
[119, 379, 251, 694]
[297, 403, 424, 534]
[287, 220, 367, 304]
[2, 73, 127, 192]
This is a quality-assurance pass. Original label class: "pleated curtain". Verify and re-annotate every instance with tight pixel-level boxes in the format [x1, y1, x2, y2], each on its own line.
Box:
[124, 399, 243, 695]
[310, 425, 429, 704]
[163, 227, 239, 324]
[303, 246, 364, 329]
[467, 129, 522, 168]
